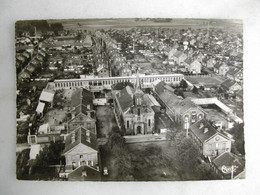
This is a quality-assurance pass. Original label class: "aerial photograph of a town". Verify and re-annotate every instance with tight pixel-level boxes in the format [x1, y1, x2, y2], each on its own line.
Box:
[15, 18, 245, 181]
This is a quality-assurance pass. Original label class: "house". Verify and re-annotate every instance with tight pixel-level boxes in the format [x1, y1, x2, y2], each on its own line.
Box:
[18, 69, 31, 81]
[153, 82, 206, 128]
[119, 65, 132, 77]
[113, 72, 155, 135]
[206, 57, 215, 68]
[36, 102, 45, 116]
[211, 152, 245, 179]
[235, 90, 243, 102]
[97, 64, 110, 78]
[221, 79, 242, 94]
[226, 68, 243, 82]
[214, 62, 229, 76]
[172, 50, 187, 65]
[63, 127, 99, 172]
[189, 119, 232, 158]
[183, 57, 201, 74]
[68, 88, 96, 134]
[39, 89, 55, 107]
[38, 123, 50, 134]
[168, 48, 177, 60]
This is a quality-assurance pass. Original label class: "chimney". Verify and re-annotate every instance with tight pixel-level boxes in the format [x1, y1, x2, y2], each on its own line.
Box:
[204, 128, 208, 134]
[82, 170, 87, 177]
[86, 130, 90, 142]
[199, 123, 204, 129]
[71, 132, 75, 143]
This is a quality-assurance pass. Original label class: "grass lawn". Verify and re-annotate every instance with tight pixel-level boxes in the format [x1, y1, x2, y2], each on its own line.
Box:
[96, 106, 118, 138]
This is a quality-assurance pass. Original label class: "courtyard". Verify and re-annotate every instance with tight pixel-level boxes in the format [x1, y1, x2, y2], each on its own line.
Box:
[96, 105, 118, 138]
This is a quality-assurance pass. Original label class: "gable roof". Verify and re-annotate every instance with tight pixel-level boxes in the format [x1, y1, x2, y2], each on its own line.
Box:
[68, 165, 101, 181]
[214, 62, 227, 69]
[173, 50, 184, 58]
[190, 119, 218, 143]
[184, 57, 194, 65]
[70, 88, 94, 117]
[115, 86, 134, 112]
[221, 79, 239, 89]
[63, 127, 97, 154]
[227, 68, 242, 76]
[212, 152, 245, 178]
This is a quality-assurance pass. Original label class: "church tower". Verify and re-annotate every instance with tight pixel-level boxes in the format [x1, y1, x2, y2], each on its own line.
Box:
[134, 69, 143, 106]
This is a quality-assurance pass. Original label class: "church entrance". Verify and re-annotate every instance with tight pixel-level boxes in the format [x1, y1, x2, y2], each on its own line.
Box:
[137, 126, 142, 134]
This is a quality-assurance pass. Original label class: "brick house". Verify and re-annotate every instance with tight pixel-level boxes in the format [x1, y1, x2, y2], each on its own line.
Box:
[172, 50, 187, 65]
[226, 68, 243, 82]
[67, 88, 96, 134]
[214, 62, 229, 76]
[221, 79, 242, 94]
[211, 152, 245, 179]
[183, 57, 201, 74]
[189, 119, 232, 158]
[153, 82, 206, 128]
[63, 127, 99, 171]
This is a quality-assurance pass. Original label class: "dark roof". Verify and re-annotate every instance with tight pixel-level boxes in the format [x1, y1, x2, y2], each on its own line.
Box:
[116, 86, 134, 112]
[63, 127, 98, 154]
[154, 81, 166, 95]
[221, 79, 239, 89]
[173, 50, 183, 58]
[68, 165, 101, 181]
[190, 119, 218, 143]
[212, 152, 245, 178]
[70, 88, 94, 116]
[214, 62, 227, 69]
[236, 90, 243, 98]
[184, 57, 194, 64]
[227, 68, 242, 76]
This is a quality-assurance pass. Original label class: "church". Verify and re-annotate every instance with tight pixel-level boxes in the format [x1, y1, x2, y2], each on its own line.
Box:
[112, 72, 155, 135]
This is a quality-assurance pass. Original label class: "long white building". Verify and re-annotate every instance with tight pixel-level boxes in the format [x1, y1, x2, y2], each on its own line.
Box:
[48, 74, 184, 91]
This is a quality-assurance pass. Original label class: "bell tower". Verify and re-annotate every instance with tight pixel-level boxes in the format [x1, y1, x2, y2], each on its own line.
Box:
[134, 69, 143, 106]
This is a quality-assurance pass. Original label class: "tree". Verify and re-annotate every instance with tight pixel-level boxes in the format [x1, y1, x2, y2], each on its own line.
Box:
[16, 149, 30, 180]
[179, 79, 188, 90]
[230, 123, 245, 155]
[192, 86, 199, 94]
[31, 141, 65, 174]
[50, 23, 63, 35]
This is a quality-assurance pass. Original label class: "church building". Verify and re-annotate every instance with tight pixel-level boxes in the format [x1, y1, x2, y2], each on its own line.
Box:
[113, 72, 155, 135]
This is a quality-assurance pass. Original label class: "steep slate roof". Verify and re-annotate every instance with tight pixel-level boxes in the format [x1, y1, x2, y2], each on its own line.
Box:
[71, 88, 93, 109]
[116, 86, 134, 112]
[63, 127, 97, 154]
[70, 88, 94, 116]
[212, 152, 245, 178]
[189, 119, 218, 143]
